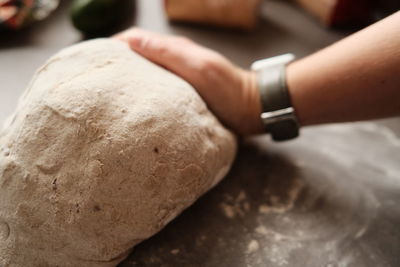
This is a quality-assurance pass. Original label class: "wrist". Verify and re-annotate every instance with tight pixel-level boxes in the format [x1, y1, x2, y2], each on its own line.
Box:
[286, 60, 309, 127]
[239, 69, 264, 136]
[251, 54, 300, 141]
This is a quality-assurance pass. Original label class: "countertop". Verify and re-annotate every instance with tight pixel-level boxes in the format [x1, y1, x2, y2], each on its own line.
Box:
[1, 1, 399, 266]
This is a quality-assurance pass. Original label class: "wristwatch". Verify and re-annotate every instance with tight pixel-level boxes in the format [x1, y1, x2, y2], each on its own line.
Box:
[251, 54, 299, 141]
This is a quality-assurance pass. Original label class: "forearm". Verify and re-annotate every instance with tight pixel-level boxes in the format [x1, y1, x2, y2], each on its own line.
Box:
[116, 12, 400, 136]
[287, 12, 400, 126]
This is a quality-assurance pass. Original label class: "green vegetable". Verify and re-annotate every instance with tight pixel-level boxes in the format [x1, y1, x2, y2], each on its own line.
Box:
[70, 0, 130, 34]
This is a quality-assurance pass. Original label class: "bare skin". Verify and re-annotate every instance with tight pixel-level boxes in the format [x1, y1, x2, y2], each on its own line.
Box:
[288, 11, 400, 126]
[114, 11, 400, 136]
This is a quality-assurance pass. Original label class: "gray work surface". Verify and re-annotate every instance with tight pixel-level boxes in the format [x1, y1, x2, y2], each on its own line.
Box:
[1, 1, 399, 266]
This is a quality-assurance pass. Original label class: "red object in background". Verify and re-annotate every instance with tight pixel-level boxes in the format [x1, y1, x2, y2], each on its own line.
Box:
[331, 0, 372, 27]
[0, 0, 58, 31]
[295, 0, 373, 28]
[0, 4, 18, 21]
[0, 0, 35, 29]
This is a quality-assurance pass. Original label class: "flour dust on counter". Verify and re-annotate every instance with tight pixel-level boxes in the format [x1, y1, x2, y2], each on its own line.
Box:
[121, 122, 399, 267]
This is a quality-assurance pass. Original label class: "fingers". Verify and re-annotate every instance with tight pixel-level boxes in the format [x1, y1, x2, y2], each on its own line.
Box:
[112, 28, 263, 136]
[114, 28, 165, 61]
[114, 29, 194, 78]
[113, 28, 226, 88]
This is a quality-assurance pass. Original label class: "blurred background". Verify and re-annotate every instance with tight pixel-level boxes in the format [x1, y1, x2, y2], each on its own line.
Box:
[1, 0, 399, 131]
[1, 1, 400, 267]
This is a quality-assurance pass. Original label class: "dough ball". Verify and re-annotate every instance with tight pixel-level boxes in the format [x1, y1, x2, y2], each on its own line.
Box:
[0, 39, 236, 266]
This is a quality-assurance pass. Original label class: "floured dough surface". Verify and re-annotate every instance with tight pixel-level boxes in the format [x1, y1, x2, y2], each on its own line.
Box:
[0, 39, 236, 267]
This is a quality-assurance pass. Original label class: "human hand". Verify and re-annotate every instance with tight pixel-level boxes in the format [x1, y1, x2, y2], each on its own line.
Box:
[113, 28, 263, 136]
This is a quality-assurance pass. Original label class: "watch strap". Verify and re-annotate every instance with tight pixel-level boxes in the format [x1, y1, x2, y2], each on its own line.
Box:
[252, 54, 299, 141]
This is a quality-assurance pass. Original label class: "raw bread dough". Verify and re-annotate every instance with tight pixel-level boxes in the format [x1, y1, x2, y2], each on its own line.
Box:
[0, 39, 236, 266]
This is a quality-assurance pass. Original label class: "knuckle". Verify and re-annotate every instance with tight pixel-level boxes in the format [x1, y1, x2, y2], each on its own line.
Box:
[198, 58, 219, 75]
[144, 38, 168, 55]
[155, 43, 169, 56]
